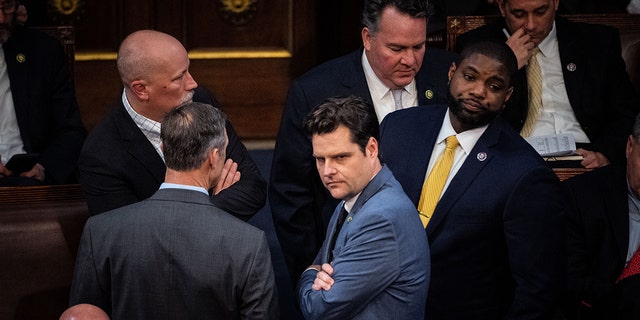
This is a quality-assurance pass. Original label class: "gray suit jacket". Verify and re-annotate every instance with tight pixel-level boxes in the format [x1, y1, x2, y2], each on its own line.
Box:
[69, 188, 278, 320]
[297, 166, 430, 319]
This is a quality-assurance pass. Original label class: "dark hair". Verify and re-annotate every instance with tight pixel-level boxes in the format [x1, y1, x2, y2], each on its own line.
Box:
[303, 95, 379, 154]
[161, 102, 227, 171]
[459, 40, 518, 85]
[361, 0, 433, 35]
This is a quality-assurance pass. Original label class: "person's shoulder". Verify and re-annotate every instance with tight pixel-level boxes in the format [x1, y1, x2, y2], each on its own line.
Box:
[295, 50, 361, 83]
[9, 25, 62, 50]
[563, 163, 622, 189]
[383, 104, 447, 124]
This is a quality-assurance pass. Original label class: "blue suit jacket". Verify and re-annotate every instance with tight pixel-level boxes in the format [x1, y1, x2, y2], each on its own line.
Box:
[70, 188, 278, 319]
[297, 165, 430, 320]
[270, 48, 457, 286]
[380, 106, 566, 319]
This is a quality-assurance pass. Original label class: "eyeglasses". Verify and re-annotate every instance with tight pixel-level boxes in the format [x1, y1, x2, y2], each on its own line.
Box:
[0, 1, 16, 15]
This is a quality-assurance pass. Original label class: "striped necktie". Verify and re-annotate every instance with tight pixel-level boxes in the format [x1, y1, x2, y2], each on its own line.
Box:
[417, 135, 459, 227]
[520, 48, 542, 138]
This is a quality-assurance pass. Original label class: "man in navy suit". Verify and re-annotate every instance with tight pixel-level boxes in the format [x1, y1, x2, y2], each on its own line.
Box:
[380, 41, 566, 319]
[457, 0, 640, 168]
[563, 114, 640, 319]
[297, 96, 429, 319]
[78, 30, 265, 219]
[0, 0, 85, 186]
[270, 0, 456, 288]
[70, 102, 278, 319]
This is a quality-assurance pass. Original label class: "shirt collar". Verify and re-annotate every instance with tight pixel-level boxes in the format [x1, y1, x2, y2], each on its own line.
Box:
[438, 109, 489, 154]
[537, 21, 557, 57]
[159, 182, 209, 196]
[361, 50, 416, 99]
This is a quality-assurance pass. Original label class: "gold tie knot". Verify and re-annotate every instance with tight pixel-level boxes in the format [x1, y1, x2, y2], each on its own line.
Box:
[445, 135, 459, 150]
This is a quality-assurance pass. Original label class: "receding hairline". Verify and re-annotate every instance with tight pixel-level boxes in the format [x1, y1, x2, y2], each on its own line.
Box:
[117, 30, 185, 85]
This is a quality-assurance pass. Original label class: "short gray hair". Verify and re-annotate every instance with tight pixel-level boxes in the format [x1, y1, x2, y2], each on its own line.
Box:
[161, 102, 227, 171]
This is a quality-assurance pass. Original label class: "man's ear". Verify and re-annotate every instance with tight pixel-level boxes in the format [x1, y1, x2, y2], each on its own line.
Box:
[366, 137, 378, 159]
[505, 86, 514, 102]
[447, 62, 457, 82]
[497, 0, 507, 16]
[130, 80, 149, 101]
[362, 27, 372, 51]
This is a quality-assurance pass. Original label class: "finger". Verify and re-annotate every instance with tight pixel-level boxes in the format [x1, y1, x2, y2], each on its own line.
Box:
[321, 263, 334, 275]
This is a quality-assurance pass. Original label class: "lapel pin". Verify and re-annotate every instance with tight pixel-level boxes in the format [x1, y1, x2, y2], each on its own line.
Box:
[425, 90, 434, 100]
[347, 216, 352, 222]
[16, 53, 26, 63]
[566, 63, 576, 72]
[477, 152, 487, 161]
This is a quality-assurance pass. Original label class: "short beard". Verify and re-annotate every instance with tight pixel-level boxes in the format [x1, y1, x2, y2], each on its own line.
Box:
[447, 91, 499, 129]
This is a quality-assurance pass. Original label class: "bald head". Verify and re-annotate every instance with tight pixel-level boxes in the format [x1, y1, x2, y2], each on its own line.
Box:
[59, 304, 109, 320]
[117, 30, 188, 87]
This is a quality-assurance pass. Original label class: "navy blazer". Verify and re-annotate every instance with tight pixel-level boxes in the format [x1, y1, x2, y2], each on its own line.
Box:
[457, 17, 640, 163]
[297, 165, 429, 320]
[70, 188, 279, 319]
[78, 87, 266, 219]
[270, 48, 457, 286]
[563, 164, 631, 319]
[380, 106, 566, 319]
[4, 25, 85, 183]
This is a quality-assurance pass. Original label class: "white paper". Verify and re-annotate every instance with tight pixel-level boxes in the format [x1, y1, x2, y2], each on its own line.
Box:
[525, 134, 578, 157]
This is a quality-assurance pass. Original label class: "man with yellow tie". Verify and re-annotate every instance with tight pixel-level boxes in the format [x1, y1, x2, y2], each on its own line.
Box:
[380, 40, 566, 319]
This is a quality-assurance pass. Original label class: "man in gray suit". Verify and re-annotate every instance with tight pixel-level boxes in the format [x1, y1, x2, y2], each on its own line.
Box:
[69, 102, 278, 319]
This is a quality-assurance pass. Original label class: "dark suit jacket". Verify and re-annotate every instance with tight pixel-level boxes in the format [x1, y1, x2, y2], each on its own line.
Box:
[69, 188, 278, 319]
[457, 17, 640, 163]
[78, 87, 266, 219]
[4, 25, 86, 183]
[269, 48, 458, 286]
[297, 166, 429, 319]
[380, 106, 566, 319]
[563, 164, 638, 319]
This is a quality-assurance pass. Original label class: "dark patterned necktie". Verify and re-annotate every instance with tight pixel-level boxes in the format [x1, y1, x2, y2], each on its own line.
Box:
[328, 205, 349, 262]
[617, 245, 640, 283]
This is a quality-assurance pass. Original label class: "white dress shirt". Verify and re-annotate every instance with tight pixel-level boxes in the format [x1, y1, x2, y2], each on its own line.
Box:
[0, 45, 25, 164]
[528, 22, 590, 143]
[362, 51, 418, 123]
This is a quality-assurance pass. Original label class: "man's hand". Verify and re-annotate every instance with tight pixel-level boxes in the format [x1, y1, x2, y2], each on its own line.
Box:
[575, 148, 610, 169]
[212, 158, 240, 195]
[0, 155, 12, 178]
[16, 4, 27, 25]
[20, 163, 45, 181]
[311, 263, 335, 291]
[505, 28, 536, 70]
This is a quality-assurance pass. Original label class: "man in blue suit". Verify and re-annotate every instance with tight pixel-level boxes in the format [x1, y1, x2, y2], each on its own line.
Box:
[271, 0, 456, 289]
[297, 96, 430, 319]
[380, 41, 566, 319]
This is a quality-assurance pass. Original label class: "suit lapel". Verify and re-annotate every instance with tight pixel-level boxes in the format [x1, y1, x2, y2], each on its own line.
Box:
[4, 31, 31, 149]
[342, 50, 374, 103]
[606, 169, 632, 262]
[113, 105, 166, 184]
[556, 18, 585, 111]
[426, 121, 500, 236]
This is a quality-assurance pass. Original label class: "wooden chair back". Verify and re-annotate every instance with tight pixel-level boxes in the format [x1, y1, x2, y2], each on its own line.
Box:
[33, 25, 75, 86]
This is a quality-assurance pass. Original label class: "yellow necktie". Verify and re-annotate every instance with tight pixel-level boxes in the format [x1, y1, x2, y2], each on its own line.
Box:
[520, 48, 542, 138]
[417, 135, 459, 228]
